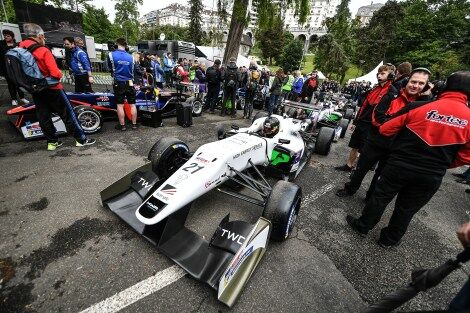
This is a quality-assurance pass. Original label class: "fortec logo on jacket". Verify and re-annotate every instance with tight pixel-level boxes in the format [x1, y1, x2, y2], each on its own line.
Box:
[426, 110, 469, 128]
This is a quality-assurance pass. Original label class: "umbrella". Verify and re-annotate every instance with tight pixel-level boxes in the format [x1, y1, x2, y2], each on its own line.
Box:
[366, 249, 470, 313]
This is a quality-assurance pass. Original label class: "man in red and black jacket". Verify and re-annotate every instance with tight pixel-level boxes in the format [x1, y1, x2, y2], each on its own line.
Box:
[335, 64, 395, 172]
[346, 71, 470, 248]
[19, 23, 94, 151]
[336, 67, 431, 199]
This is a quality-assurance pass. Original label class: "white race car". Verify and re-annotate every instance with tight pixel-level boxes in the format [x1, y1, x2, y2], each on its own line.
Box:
[100, 111, 333, 307]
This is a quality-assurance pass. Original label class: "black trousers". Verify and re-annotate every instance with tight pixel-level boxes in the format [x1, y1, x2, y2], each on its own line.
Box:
[345, 140, 389, 196]
[222, 87, 236, 116]
[244, 89, 255, 117]
[358, 164, 442, 244]
[206, 85, 219, 111]
[32, 89, 85, 143]
[74, 74, 93, 93]
[6, 76, 24, 100]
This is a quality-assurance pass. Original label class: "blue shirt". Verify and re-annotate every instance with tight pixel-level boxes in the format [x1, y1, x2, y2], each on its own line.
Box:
[70, 47, 91, 75]
[108, 50, 134, 82]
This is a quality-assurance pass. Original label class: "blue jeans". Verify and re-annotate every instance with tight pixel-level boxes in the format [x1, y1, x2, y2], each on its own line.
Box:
[269, 94, 279, 115]
[449, 277, 470, 311]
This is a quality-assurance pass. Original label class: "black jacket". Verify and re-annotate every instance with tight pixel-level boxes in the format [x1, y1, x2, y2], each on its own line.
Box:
[0, 40, 17, 76]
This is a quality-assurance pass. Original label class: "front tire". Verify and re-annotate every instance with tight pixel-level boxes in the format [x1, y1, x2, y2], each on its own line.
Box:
[314, 127, 334, 155]
[74, 106, 102, 134]
[263, 180, 302, 241]
[148, 137, 190, 179]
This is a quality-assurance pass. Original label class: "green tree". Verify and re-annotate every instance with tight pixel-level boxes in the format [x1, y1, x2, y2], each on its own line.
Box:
[221, 0, 309, 63]
[49, 0, 89, 11]
[140, 24, 190, 42]
[83, 5, 116, 43]
[315, 34, 348, 80]
[188, 0, 204, 45]
[114, 0, 143, 45]
[278, 39, 303, 72]
[255, 10, 285, 65]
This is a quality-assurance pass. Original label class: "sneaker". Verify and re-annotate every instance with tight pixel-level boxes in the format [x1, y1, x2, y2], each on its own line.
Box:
[115, 124, 126, 131]
[456, 178, 470, 185]
[377, 238, 401, 249]
[335, 164, 353, 172]
[346, 215, 368, 237]
[47, 141, 63, 151]
[20, 98, 30, 105]
[76, 138, 96, 147]
[131, 124, 138, 130]
[452, 173, 466, 179]
[11, 100, 18, 106]
[336, 188, 354, 197]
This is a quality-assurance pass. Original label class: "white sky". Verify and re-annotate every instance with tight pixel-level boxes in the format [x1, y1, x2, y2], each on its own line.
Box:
[92, 0, 388, 22]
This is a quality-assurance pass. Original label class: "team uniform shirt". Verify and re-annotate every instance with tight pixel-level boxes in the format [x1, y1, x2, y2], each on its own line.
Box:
[19, 38, 63, 90]
[355, 81, 392, 124]
[176, 65, 189, 83]
[372, 88, 416, 127]
[70, 46, 91, 76]
[108, 50, 134, 82]
[379, 91, 470, 175]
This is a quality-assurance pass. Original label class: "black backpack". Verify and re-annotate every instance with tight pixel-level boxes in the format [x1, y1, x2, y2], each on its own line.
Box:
[225, 66, 238, 88]
[206, 66, 218, 84]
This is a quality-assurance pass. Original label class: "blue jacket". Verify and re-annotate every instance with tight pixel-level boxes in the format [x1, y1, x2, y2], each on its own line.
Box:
[108, 49, 134, 82]
[152, 60, 165, 83]
[163, 55, 174, 72]
[293, 76, 304, 94]
[70, 47, 91, 76]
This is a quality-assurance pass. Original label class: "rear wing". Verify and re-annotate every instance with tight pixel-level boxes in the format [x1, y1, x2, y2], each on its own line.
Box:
[283, 100, 322, 112]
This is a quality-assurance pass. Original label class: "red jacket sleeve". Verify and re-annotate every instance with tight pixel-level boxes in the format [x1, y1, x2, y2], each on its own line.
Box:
[450, 142, 470, 168]
[42, 49, 62, 80]
[379, 110, 408, 137]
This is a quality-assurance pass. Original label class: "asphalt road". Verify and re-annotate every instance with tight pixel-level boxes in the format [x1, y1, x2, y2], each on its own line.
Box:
[0, 85, 469, 313]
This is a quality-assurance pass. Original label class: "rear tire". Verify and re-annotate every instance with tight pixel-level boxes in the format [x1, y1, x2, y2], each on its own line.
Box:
[148, 137, 190, 179]
[314, 127, 334, 155]
[263, 180, 302, 241]
[344, 108, 354, 120]
[339, 118, 350, 138]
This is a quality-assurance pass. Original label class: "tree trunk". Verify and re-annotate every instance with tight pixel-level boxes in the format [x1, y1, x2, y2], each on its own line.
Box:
[222, 0, 249, 64]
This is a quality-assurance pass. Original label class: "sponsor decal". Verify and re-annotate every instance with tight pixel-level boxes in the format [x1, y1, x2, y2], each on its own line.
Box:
[223, 246, 254, 285]
[426, 110, 468, 128]
[196, 156, 209, 164]
[233, 143, 263, 159]
[173, 173, 189, 185]
[155, 192, 169, 202]
[220, 228, 246, 245]
[145, 201, 160, 212]
[227, 137, 249, 145]
[204, 173, 226, 189]
[160, 184, 177, 196]
[138, 177, 153, 190]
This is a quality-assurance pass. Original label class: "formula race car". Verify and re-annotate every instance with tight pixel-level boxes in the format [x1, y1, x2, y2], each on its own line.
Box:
[6, 84, 203, 140]
[100, 113, 329, 307]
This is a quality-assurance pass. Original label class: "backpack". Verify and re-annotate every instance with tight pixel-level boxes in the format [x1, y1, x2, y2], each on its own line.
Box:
[251, 70, 260, 82]
[206, 66, 218, 84]
[5, 44, 51, 93]
[225, 66, 238, 88]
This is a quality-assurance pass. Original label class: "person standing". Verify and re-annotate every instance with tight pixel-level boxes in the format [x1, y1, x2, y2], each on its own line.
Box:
[108, 38, 137, 131]
[19, 24, 94, 150]
[63, 37, 94, 93]
[221, 57, 240, 117]
[268, 69, 283, 115]
[281, 70, 294, 101]
[205, 59, 222, 114]
[152, 56, 165, 89]
[346, 71, 470, 247]
[244, 64, 260, 119]
[291, 70, 304, 101]
[0, 29, 29, 105]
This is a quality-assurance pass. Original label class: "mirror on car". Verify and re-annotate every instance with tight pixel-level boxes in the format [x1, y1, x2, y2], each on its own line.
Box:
[231, 124, 239, 130]
[278, 139, 290, 144]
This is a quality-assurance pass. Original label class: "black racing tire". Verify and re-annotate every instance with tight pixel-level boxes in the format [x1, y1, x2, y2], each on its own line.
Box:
[252, 111, 268, 124]
[74, 105, 103, 134]
[339, 118, 350, 138]
[314, 127, 335, 155]
[344, 108, 354, 120]
[148, 137, 190, 179]
[263, 180, 302, 241]
[286, 107, 297, 118]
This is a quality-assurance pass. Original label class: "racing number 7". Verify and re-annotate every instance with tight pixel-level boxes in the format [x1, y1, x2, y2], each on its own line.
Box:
[182, 163, 204, 174]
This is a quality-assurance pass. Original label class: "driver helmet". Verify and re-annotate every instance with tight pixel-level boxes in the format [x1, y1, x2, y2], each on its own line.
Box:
[263, 116, 280, 138]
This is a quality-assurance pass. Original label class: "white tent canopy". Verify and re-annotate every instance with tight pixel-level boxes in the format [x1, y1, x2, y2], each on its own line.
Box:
[316, 71, 326, 80]
[196, 46, 256, 68]
[348, 61, 383, 85]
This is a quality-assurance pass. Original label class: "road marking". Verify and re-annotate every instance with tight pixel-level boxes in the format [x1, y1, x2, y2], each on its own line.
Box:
[80, 265, 186, 313]
[302, 183, 336, 206]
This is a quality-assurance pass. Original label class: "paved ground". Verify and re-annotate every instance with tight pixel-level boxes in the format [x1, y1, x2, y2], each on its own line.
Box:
[0, 84, 469, 313]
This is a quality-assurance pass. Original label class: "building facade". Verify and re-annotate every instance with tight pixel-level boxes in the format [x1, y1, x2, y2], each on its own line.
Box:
[356, 3, 384, 26]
